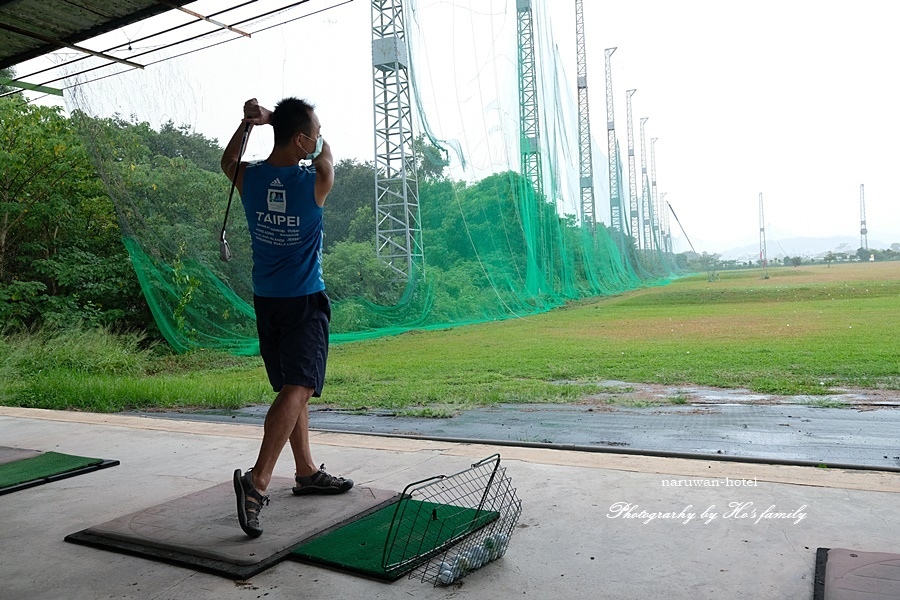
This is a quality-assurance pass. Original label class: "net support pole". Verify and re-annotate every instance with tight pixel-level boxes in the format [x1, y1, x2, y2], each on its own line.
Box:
[516, 0, 544, 295]
[604, 48, 621, 234]
[650, 137, 662, 254]
[639, 116, 652, 252]
[625, 89, 638, 246]
[372, 0, 423, 280]
[575, 0, 595, 233]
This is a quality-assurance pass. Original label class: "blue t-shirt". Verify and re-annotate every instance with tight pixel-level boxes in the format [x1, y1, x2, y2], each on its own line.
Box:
[240, 160, 325, 297]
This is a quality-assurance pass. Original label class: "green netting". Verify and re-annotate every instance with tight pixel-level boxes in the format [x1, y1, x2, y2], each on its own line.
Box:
[59, 0, 677, 354]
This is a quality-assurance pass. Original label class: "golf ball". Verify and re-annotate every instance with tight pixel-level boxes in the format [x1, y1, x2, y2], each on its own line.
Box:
[438, 569, 455, 585]
[473, 546, 488, 567]
[437, 561, 454, 573]
[454, 554, 471, 572]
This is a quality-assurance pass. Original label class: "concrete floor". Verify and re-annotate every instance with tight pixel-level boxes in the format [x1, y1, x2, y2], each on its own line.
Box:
[2, 406, 899, 600]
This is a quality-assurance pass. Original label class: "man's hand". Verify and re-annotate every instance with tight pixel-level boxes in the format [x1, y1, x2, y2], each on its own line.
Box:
[221, 98, 268, 186]
[243, 98, 272, 126]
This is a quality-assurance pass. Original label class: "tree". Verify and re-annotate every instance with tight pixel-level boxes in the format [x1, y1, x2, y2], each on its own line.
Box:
[144, 120, 222, 173]
[322, 159, 376, 252]
[0, 97, 146, 330]
[322, 241, 400, 303]
[414, 134, 450, 181]
[791, 256, 802, 267]
[691, 252, 720, 281]
[824, 252, 835, 267]
[0, 67, 16, 95]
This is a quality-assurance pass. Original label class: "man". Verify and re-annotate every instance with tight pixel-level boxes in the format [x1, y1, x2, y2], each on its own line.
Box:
[221, 97, 353, 539]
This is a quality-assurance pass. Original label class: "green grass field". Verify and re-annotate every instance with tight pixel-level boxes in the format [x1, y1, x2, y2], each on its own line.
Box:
[2, 262, 898, 414]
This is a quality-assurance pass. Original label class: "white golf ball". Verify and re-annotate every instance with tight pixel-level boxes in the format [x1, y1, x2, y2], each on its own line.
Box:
[474, 546, 488, 567]
[455, 555, 471, 572]
[437, 561, 454, 573]
[438, 569, 454, 585]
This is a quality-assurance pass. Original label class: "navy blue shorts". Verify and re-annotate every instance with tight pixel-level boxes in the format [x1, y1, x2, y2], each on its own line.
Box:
[253, 291, 331, 397]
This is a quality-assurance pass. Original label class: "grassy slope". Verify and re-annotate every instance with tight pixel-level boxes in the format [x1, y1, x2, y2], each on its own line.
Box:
[1, 262, 898, 413]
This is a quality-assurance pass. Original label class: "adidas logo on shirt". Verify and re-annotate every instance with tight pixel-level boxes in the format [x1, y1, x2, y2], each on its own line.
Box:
[270, 178, 283, 187]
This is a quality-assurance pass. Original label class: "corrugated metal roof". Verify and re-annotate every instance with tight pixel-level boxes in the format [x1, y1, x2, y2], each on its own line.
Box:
[0, 0, 194, 70]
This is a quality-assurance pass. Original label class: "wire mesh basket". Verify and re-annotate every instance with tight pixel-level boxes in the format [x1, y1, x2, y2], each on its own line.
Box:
[378, 454, 522, 586]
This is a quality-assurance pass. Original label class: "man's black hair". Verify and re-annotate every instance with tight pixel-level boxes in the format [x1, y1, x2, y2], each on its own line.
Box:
[271, 97, 315, 147]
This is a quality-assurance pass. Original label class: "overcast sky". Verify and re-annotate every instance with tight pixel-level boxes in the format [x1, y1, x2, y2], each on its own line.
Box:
[16, 0, 900, 253]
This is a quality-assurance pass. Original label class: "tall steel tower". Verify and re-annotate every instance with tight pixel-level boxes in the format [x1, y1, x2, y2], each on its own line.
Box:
[639, 116, 652, 251]
[372, 0, 422, 279]
[604, 48, 621, 233]
[759, 192, 769, 278]
[625, 89, 638, 242]
[859, 183, 868, 250]
[516, 0, 544, 294]
[575, 0, 595, 231]
[650, 137, 661, 252]
[660, 191, 671, 252]
[517, 0, 542, 199]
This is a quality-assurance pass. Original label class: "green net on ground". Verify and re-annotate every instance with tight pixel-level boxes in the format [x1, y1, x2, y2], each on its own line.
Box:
[56, 0, 677, 353]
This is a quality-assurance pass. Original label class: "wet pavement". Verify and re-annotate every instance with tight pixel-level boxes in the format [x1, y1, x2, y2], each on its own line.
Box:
[130, 382, 900, 471]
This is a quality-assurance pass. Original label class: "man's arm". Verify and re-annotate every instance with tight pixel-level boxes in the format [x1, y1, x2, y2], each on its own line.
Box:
[312, 139, 334, 207]
[220, 99, 271, 193]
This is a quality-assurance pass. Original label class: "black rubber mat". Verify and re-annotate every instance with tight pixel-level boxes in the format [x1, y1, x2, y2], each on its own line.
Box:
[814, 547, 900, 600]
[66, 478, 399, 579]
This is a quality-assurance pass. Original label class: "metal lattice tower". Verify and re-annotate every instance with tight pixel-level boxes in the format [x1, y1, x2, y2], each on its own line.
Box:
[517, 0, 542, 199]
[639, 116, 652, 251]
[660, 192, 671, 252]
[650, 137, 661, 252]
[372, 0, 422, 279]
[604, 48, 621, 233]
[625, 89, 638, 242]
[759, 192, 769, 278]
[575, 0, 595, 231]
[859, 183, 868, 250]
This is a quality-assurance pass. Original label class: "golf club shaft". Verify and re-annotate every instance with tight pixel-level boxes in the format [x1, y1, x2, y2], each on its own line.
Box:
[221, 122, 252, 239]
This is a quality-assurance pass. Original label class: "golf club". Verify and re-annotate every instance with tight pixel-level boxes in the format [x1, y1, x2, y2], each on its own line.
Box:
[220, 121, 252, 262]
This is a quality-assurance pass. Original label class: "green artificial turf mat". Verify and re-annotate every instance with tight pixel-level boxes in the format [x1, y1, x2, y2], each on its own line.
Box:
[292, 498, 498, 581]
[0, 452, 116, 494]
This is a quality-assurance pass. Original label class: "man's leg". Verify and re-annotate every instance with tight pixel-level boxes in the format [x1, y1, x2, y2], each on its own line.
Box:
[289, 397, 318, 478]
[250, 384, 314, 492]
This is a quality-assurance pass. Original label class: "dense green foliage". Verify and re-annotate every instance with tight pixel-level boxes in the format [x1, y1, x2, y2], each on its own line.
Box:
[0, 96, 144, 330]
[0, 97, 399, 335]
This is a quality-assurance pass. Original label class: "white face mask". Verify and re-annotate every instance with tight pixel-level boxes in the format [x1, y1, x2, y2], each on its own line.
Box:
[303, 133, 323, 160]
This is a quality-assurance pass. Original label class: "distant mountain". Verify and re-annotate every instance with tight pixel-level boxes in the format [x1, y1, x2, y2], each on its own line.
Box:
[718, 234, 900, 260]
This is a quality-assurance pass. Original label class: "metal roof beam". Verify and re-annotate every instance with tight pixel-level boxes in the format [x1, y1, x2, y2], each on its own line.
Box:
[0, 76, 62, 95]
[158, 1, 251, 38]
